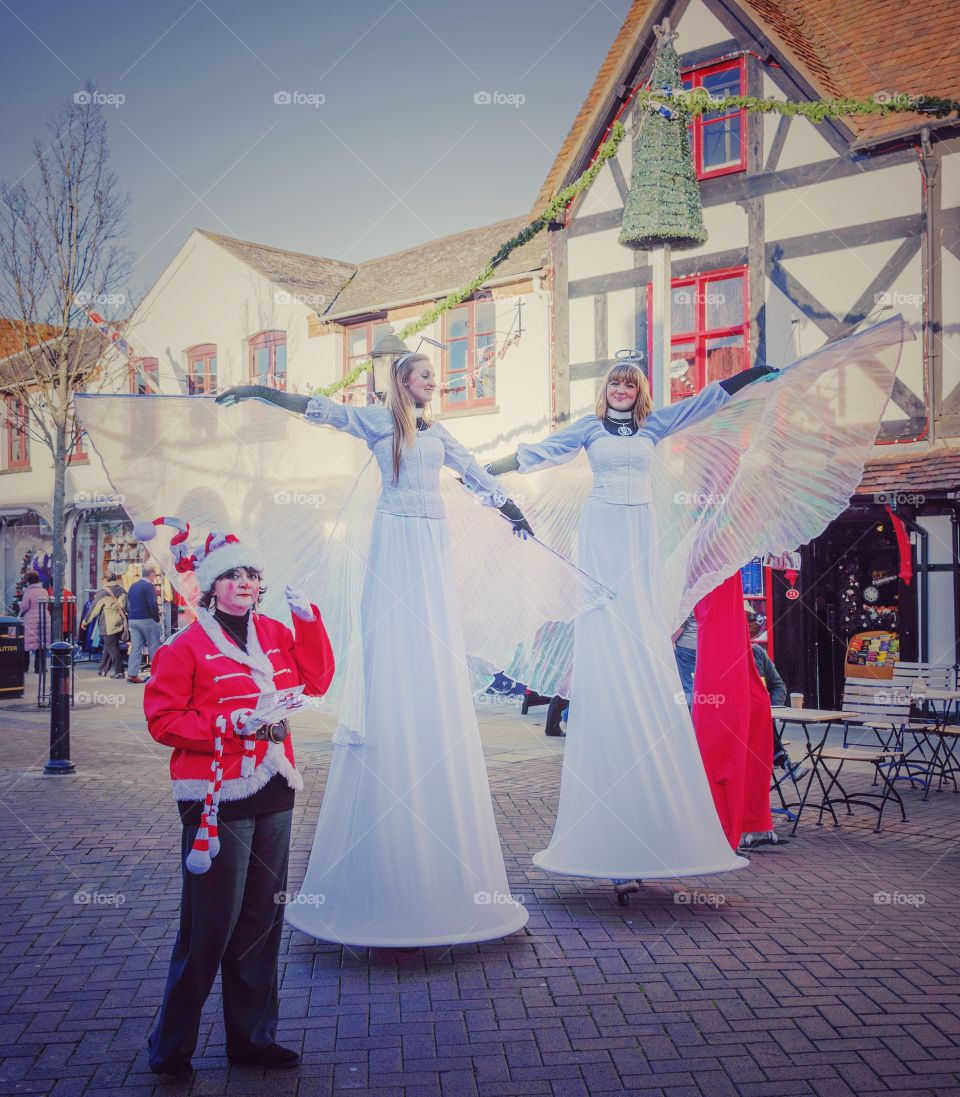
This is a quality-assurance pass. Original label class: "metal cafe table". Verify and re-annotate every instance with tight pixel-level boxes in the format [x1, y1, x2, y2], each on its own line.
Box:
[770, 706, 906, 834]
[910, 684, 960, 798]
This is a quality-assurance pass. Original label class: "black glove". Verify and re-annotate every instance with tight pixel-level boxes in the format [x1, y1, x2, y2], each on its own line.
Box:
[485, 452, 520, 476]
[215, 385, 310, 414]
[719, 364, 779, 396]
[498, 498, 534, 540]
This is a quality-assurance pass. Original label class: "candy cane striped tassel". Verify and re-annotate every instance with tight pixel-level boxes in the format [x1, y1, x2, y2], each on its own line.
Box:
[186, 718, 226, 874]
[240, 734, 256, 778]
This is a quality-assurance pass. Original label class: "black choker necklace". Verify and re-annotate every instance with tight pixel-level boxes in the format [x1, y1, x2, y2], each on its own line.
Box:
[604, 409, 636, 436]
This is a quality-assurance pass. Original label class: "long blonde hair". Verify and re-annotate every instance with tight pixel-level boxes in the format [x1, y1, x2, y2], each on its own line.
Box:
[386, 353, 433, 483]
[595, 361, 653, 428]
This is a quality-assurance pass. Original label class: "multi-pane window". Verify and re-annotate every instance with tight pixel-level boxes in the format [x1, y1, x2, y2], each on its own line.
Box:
[248, 331, 287, 390]
[185, 344, 217, 395]
[649, 268, 748, 401]
[682, 59, 746, 179]
[442, 297, 496, 413]
[343, 321, 391, 405]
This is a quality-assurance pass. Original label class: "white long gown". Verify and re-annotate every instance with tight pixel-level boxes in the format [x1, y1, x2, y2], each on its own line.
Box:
[515, 386, 749, 879]
[285, 397, 529, 946]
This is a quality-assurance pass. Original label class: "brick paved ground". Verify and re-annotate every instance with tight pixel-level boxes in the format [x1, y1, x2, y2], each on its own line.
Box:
[1, 666, 959, 1096]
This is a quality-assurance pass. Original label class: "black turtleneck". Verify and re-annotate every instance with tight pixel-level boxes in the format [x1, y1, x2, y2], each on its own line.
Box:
[214, 606, 250, 651]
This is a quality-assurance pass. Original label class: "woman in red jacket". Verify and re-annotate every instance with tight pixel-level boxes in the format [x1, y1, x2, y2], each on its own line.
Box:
[142, 519, 334, 1077]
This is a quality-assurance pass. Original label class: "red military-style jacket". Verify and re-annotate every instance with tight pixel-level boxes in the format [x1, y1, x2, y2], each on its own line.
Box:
[144, 607, 335, 804]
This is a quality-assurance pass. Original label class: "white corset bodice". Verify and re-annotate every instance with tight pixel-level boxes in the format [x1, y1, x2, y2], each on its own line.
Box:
[585, 431, 655, 505]
[370, 430, 448, 518]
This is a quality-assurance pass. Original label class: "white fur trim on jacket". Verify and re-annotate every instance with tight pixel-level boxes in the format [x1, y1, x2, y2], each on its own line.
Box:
[193, 608, 275, 691]
[172, 742, 303, 802]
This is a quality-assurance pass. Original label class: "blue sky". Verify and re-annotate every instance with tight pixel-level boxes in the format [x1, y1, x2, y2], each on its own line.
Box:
[0, 0, 631, 300]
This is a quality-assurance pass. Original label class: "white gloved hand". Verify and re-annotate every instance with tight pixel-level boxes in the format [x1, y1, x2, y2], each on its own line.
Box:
[285, 584, 316, 621]
[231, 707, 261, 736]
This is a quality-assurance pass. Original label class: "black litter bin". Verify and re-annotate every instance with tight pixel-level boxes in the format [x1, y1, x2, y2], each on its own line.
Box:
[0, 617, 25, 700]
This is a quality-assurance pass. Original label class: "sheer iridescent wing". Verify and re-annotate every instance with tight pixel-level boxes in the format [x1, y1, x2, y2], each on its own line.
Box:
[488, 314, 912, 652]
[651, 314, 913, 629]
[74, 394, 610, 734]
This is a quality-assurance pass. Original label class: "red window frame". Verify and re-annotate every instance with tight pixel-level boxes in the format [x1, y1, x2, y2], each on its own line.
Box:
[248, 331, 287, 390]
[342, 320, 391, 405]
[441, 296, 497, 414]
[682, 57, 746, 180]
[129, 357, 159, 395]
[5, 397, 29, 470]
[185, 344, 217, 395]
[647, 265, 749, 401]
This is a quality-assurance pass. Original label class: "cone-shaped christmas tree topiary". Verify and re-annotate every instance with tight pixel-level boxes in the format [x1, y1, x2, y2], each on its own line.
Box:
[619, 21, 707, 251]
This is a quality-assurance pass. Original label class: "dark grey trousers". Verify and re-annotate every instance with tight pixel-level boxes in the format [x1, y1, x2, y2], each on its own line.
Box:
[147, 809, 292, 1069]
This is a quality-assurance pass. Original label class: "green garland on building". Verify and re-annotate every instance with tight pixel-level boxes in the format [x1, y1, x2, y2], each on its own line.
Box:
[636, 88, 960, 123]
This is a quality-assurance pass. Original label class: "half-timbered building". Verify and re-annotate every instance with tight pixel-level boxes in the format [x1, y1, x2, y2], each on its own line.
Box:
[532, 0, 960, 704]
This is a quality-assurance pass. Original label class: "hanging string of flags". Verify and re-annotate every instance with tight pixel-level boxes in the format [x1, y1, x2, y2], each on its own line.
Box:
[86, 309, 163, 394]
[87, 309, 140, 364]
[440, 329, 523, 395]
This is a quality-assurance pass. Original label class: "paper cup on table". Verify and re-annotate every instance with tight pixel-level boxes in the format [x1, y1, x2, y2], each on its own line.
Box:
[790, 693, 804, 709]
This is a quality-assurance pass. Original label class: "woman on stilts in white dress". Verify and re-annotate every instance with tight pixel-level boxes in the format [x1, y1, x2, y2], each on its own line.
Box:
[489, 361, 770, 901]
[488, 316, 909, 904]
[215, 353, 538, 946]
